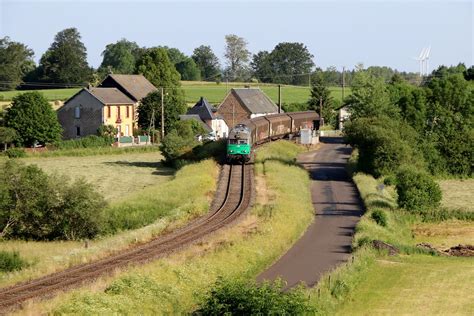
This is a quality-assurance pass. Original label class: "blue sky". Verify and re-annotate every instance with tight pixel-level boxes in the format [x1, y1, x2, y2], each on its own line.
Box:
[1, 0, 472, 72]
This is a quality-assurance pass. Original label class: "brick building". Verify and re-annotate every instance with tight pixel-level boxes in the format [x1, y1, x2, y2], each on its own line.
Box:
[217, 88, 279, 128]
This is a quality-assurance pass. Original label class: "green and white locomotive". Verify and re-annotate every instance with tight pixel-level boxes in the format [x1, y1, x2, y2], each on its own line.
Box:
[227, 124, 251, 163]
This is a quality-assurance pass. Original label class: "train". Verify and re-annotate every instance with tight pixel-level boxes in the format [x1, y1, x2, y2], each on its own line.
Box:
[226, 111, 320, 163]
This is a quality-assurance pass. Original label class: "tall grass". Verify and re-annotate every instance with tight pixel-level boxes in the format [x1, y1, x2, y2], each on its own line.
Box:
[49, 141, 314, 314]
[23, 145, 162, 158]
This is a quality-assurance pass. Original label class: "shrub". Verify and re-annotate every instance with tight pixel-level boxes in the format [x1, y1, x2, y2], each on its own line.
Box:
[5, 147, 26, 158]
[383, 175, 396, 186]
[371, 209, 388, 227]
[0, 251, 28, 272]
[195, 278, 314, 315]
[53, 135, 113, 150]
[0, 160, 106, 240]
[396, 166, 442, 212]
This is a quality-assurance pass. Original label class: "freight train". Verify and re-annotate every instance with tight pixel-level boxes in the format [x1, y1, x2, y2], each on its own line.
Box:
[226, 111, 319, 162]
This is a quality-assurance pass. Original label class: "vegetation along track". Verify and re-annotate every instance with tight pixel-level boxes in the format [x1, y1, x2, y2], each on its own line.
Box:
[0, 163, 253, 312]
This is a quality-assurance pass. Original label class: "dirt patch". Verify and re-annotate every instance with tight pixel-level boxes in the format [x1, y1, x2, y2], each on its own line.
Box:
[443, 244, 474, 257]
[372, 240, 399, 256]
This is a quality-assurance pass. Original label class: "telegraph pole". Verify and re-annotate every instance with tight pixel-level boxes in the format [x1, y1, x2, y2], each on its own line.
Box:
[161, 87, 165, 141]
[342, 66, 346, 101]
[319, 97, 324, 126]
[278, 84, 282, 113]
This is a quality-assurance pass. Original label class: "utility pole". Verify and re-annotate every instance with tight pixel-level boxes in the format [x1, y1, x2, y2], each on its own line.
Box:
[161, 87, 165, 141]
[278, 84, 282, 113]
[232, 103, 235, 127]
[319, 97, 324, 126]
[342, 66, 345, 101]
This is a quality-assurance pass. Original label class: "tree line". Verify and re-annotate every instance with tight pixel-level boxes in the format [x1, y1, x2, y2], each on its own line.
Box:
[3, 27, 462, 91]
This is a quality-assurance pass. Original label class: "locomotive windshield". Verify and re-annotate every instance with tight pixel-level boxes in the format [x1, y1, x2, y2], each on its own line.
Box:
[228, 139, 248, 144]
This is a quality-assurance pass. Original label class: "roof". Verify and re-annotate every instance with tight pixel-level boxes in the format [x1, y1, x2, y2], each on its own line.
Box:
[88, 88, 135, 104]
[102, 74, 157, 101]
[179, 114, 213, 133]
[231, 88, 279, 114]
[186, 97, 214, 121]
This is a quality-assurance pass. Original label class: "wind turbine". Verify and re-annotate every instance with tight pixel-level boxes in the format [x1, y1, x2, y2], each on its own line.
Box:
[423, 46, 431, 75]
[413, 46, 431, 76]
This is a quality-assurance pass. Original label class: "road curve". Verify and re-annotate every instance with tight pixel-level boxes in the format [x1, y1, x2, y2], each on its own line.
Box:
[257, 137, 364, 289]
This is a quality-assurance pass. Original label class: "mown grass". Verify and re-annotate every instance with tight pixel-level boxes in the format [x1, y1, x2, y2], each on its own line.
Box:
[22, 141, 313, 314]
[438, 179, 474, 212]
[413, 220, 474, 248]
[0, 160, 218, 288]
[0, 82, 351, 105]
[18, 151, 172, 202]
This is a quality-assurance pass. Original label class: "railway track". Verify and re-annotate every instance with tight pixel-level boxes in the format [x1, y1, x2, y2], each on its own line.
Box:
[0, 163, 253, 312]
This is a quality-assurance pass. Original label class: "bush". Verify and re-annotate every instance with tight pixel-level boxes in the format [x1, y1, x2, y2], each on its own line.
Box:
[383, 175, 396, 186]
[0, 160, 106, 240]
[53, 135, 113, 150]
[0, 251, 28, 272]
[371, 209, 388, 227]
[195, 278, 314, 315]
[5, 147, 26, 158]
[396, 166, 442, 212]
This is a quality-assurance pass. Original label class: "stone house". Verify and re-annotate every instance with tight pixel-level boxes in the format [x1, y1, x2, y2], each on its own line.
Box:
[217, 88, 279, 128]
[184, 97, 229, 138]
[58, 74, 157, 139]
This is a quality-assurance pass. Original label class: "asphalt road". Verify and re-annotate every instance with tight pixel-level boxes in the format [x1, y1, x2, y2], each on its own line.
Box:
[257, 137, 364, 289]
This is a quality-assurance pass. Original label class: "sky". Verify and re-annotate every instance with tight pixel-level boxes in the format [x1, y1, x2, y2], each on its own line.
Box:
[0, 0, 472, 73]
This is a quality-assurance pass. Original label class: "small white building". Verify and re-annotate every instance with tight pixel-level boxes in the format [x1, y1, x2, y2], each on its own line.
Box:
[185, 97, 229, 139]
[338, 106, 351, 130]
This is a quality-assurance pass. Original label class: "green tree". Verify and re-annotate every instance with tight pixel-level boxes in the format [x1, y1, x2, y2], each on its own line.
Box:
[137, 90, 187, 137]
[251, 51, 273, 83]
[136, 47, 181, 88]
[0, 37, 35, 90]
[192, 45, 221, 81]
[0, 127, 18, 150]
[37, 28, 92, 84]
[5, 92, 62, 146]
[308, 72, 336, 128]
[224, 34, 251, 81]
[98, 39, 140, 76]
[267, 42, 314, 85]
[175, 58, 201, 81]
[347, 71, 399, 120]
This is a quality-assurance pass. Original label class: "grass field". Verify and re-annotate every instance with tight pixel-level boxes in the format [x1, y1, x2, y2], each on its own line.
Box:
[18, 141, 314, 314]
[0, 81, 351, 105]
[0, 159, 218, 289]
[438, 179, 474, 212]
[335, 255, 474, 315]
[20, 151, 172, 202]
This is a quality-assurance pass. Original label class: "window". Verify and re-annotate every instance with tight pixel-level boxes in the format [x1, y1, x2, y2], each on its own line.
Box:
[125, 125, 130, 136]
[117, 106, 121, 118]
[74, 106, 81, 119]
[107, 106, 111, 118]
[126, 106, 130, 118]
[76, 126, 81, 137]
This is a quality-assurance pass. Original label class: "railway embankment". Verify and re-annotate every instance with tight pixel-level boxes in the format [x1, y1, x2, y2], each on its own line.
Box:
[20, 141, 314, 314]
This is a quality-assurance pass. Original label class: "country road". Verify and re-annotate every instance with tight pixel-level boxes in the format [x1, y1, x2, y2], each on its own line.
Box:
[257, 137, 364, 289]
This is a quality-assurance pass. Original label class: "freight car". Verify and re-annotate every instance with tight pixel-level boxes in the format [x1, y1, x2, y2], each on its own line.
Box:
[227, 111, 319, 162]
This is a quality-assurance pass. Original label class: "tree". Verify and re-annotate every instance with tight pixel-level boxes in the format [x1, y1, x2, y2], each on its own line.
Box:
[346, 71, 399, 120]
[0, 127, 18, 150]
[175, 58, 201, 81]
[251, 51, 273, 83]
[308, 72, 336, 127]
[267, 42, 314, 85]
[192, 45, 221, 81]
[5, 92, 62, 146]
[137, 90, 187, 137]
[0, 37, 35, 90]
[224, 34, 251, 81]
[136, 47, 181, 88]
[464, 65, 474, 80]
[37, 28, 92, 84]
[98, 39, 140, 76]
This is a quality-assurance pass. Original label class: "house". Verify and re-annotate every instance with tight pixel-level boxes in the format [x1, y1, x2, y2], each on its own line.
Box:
[58, 74, 157, 139]
[184, 97, 229, 138]
[338, 105, 351, 130]
[217, 88, 279, 128]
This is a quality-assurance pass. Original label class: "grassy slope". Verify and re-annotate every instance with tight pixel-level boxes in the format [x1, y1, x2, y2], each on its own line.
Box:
[20, 151, 172, 202]
[0, 82, 351, 104]
[25, 141, 313, 314]
[0, 160, 218, 288]
[307, 172, 474, 315]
